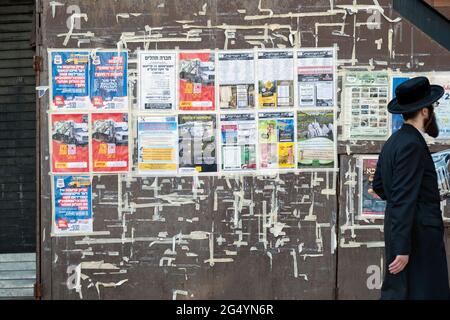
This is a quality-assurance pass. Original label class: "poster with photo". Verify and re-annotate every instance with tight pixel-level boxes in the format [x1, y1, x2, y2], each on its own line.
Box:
[257, 51, 294, 108]
[137, 116, 178, 175]
[90, 51, 128, 109]
[179, 52, 215, 111]
[51, 113, 89, 173]
[220, 113, 257, 171]
[218, 52, 255, 109]
[297, 111, 334, 168]
[344, 72, 389, 139]
[297, 48, 335, 107]
[50, 51, 90, 109]
[432, 73, 450, 140]
[359, 156, 385, 218]
[91, 113, 129, 172]
[138, 52, 176, 111]
[53, 175, 93, 235]
[178, 114, 217, 173]
[258, 112, 295, 169]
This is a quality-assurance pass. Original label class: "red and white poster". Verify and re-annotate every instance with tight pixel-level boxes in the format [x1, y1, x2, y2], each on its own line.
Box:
[178, 52, 215, 111]
[51, 113, 89, 173]
[91, 113, 129, 172]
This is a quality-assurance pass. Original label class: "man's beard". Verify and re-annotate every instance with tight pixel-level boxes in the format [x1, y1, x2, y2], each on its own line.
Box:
[424, 111, 439, 138]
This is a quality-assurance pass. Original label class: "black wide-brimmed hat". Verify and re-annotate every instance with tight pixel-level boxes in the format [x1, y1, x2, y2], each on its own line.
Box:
[388, 76, 444, 114]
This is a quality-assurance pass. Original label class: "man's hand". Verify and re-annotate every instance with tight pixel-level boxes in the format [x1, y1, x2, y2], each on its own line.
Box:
[389, 255, 409, 274]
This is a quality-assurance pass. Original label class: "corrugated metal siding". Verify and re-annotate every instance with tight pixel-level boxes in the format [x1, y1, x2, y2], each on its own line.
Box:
[0, 253, 36, 299]
[0, 0, 36, 255]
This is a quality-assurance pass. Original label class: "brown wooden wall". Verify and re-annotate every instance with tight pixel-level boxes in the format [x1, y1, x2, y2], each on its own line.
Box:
[36, 0, 450, 299]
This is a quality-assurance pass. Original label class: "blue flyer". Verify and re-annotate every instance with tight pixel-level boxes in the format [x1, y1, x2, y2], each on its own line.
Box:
[51, 51, 90, 109]
[391, 77, 410, 134]
[53, 175, 92, 235]
[91, 51, 128, 109]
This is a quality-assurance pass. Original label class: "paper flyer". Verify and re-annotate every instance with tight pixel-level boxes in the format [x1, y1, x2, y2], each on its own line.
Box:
[50, 51, 90, 109]
[297, 49, 335, 107]
[257, 51, 294, 108]
[432, 149, 450, 199]
[91, 113, 129, 172]
[297, 111, 334, 168]
[53, 175, 93, 235]
[344, 72, 389, 139]
[179, 52, 215, 111]
[138, 52, 176, 111]
[178, 114, 217, 173]
[359, 156, 386, 218]
[218, 52, 255, 109]
[137, 116, 178, 174]
[432, 73, 450, 140]
[90, 51, 128, 109]
[220, 113, 257, 171]
[51, 113, 89, 173]
[258, 112, 295, 169]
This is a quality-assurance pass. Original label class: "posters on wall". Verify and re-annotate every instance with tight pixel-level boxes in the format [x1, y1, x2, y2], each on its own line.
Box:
[90, 51, 128, 110]
[258, 112, 295, 169]
[220, 113, 257, 171]
[344, 72, 389, 139]
[218, 52, 255, 109]
[137, 116, 178, 175]
[50, 51, 90, 109]
[179, 52, 215, 111]
[297, 49, 335, 108]
[359, 156, 385, 218]
[138, 52, 176, 111]
[257, 51, 294, 108]
[51, 113, 89, 173]
[297, 111, 334, 168]
[91, 113, 129, 172]
[433, 74, 450, 140]
[178, 114, 217, 173]
[53, 175, 93, 234]
[391, 76, 409, 134]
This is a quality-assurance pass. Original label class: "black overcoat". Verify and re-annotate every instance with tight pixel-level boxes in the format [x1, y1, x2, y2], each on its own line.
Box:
[373, 123, 450, 300]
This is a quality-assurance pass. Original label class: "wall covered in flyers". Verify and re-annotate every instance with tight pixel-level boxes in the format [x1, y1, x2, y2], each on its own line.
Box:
[53, 175, 93, 235]
[91, 113, 129, 172]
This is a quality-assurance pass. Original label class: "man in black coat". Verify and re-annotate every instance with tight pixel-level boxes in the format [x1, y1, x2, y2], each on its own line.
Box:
[373, 76, 450, 300]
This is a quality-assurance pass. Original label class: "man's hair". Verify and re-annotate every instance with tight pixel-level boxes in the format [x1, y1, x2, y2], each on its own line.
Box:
[402, 106, 433, 121]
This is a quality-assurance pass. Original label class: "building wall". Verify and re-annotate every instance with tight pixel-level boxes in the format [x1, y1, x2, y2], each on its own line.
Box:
[36, 0, 450, 299]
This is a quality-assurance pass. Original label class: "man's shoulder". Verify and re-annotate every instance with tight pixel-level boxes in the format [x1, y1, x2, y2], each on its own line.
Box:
[382, 127, 425, 155]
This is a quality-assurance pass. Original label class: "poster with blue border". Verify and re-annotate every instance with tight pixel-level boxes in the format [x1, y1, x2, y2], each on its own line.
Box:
[91, 51, 128, 109]
[391, 77, 410, 134]
[51, 51, 90, 109]
[53, 175, 93, 235]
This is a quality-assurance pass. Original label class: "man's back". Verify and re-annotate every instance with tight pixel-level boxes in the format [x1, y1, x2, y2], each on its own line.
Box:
[373, 123, 449, 299]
